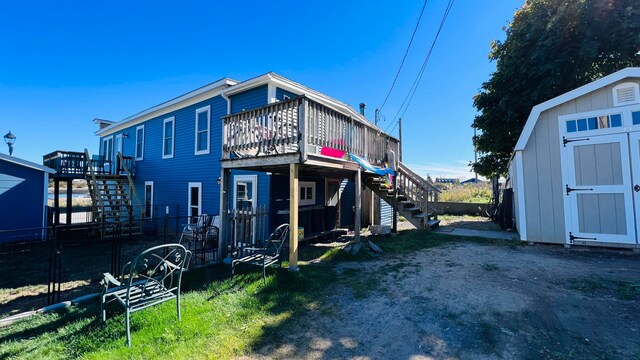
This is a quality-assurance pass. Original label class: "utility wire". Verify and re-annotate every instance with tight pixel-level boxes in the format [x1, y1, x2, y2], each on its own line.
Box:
[385, 0, 454, 134]
[378, 0, 429, 114]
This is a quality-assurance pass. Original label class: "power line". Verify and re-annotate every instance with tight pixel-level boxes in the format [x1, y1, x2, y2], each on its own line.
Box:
[385, 0, 455, 134]
[378, 0, 429, 114]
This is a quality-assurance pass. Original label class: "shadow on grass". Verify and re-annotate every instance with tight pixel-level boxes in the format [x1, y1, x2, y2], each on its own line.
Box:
[0, 230, 524, 359]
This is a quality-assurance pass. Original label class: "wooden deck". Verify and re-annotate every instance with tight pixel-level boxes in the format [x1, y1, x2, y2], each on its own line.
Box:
[221, 96, 399, 172]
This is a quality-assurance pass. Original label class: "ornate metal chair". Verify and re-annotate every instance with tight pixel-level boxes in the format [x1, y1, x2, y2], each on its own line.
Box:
[100, 243, 191, 347]
[232, 223, 289, 283]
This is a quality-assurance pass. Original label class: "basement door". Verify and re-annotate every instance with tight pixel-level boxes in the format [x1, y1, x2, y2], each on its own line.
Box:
[563, 133, 636, 244]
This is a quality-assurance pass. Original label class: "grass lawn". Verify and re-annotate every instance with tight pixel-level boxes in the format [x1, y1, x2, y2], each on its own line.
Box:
[0, 231, 519, 359]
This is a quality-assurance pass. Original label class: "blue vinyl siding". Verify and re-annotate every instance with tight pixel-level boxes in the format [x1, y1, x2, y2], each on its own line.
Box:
[276, 87, 298, 101]
[0, 160, 46, 236]
[229, 85, 268, 113]
[100, 95, 227, 219]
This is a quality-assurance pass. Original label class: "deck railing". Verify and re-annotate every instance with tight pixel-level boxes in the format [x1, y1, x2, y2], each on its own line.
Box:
[43, 151, 87, 177]
[223, 96, 399, 165]
[396, 162, 440, 217]
[43, 150, 135, 178]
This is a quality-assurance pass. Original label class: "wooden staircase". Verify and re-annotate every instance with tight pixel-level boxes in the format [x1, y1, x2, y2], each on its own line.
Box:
[84, 150, 143, 237]
[364, 162, 440, 230]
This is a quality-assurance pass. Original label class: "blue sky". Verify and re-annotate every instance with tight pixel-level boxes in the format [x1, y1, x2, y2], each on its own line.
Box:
[0, 0, 522, 179]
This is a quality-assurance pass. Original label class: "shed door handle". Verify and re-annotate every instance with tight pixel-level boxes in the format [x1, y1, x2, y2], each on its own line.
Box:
[634, 184, 640, 192]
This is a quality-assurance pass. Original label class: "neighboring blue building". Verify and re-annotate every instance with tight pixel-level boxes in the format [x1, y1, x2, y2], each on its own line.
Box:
[0, 153, 55, 242]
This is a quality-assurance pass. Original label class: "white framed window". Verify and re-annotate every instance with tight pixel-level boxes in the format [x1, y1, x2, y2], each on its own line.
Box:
[144, 181, 153, 218]
[163, 117, 175, 159]
[299, 181, 316, 206]
[135, 125, 145, 160]
[188, 182, 202, 224]
[233, 175, 257, 210]
[195, 105, 210, 155]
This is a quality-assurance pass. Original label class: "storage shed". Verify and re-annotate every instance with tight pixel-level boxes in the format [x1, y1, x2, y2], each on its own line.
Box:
[509, 67, 640, 248]
[0, 153, 55, 242]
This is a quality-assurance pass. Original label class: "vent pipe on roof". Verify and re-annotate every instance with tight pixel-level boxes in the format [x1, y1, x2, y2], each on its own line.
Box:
[359, 102, 366, 116]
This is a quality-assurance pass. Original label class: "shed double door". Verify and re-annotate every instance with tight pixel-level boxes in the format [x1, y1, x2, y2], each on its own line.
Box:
[563, 132, 640, 244]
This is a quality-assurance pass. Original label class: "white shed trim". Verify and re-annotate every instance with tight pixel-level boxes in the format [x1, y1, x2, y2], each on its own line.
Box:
[514, 67, 640, 151]
[514, 150, 527, 240]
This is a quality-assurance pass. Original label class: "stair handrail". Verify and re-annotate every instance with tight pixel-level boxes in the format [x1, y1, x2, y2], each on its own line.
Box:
[116, 151, 145, 218]
[84, 149, 103, 225]
[397, 162, 441, 194]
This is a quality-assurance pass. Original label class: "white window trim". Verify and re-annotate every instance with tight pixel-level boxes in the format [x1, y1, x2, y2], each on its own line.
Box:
[135, 125, 145, 161]
[559, 104, 640, 138]
[233, 175, 258, 209]
[163, 117, 175, 159]
[195, 105, 211, 155]
[613, 82, 640, 107]
[188, 182, 202, 223]
[144, 181, 154, 218]
[102, 135, 114, 161]
[299, 181, 316, 206]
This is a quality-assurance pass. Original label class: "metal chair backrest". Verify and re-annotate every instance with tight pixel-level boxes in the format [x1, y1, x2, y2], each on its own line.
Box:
[265, 223, 289, 256]
[123, 244, 189, 306]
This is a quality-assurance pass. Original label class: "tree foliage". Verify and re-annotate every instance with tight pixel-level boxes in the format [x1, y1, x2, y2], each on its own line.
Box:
[472, 0, 640, 177]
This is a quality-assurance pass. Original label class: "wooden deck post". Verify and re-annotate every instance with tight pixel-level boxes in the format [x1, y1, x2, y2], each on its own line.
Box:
[66, 179, 73, 225]
[54, 178, 60, 225]
[219, 168, 230, 261]
[355, 168, 361, 242]
[289, 163, 299, 271]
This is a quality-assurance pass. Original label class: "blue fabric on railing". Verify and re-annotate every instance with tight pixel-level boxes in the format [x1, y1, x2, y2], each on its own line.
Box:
[349, 154, 395, 176]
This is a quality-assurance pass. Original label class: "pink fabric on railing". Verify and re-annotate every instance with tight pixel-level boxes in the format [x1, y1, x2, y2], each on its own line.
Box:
[320, 139, 346, 158]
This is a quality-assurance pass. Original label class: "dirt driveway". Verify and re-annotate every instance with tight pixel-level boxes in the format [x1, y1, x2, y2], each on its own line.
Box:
[246, 240, 640, 359]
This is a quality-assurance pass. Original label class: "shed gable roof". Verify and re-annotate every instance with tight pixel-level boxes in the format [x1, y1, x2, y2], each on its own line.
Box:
[0, 153, 55, 173]
[515, 67, 640, 151]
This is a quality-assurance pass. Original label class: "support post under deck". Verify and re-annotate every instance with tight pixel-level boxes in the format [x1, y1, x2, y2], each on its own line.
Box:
[219, 168, 230, 260]
[355, 169, 361, 242]
[54, 179, 60, 225]
[289, 163, 299, 271]
[66, 179, 73, 225]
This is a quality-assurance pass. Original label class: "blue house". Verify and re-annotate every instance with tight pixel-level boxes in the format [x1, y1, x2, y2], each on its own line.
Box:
[0, 153, 55, 242]
[44, 72, 439, 266]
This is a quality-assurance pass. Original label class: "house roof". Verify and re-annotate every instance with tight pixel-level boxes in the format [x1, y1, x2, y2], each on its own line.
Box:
[96, 78, 238, 136]
[0, 153, 55, 174]
[222, 72, 383, 132]
[95, 72, 395, 140]
[514, 67, 640, 151]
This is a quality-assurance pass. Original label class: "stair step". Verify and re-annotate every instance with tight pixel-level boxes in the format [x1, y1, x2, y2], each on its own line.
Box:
[404, 206, 421, 212]
[427, 219, 440, 229]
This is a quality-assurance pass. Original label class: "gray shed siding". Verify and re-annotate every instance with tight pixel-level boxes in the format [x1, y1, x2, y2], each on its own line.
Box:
[508, 159, 519, 231]
[520, 79, 640, 244]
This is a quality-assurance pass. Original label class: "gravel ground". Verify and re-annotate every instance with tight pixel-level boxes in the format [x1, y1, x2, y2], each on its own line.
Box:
[242, 240, 640, 359]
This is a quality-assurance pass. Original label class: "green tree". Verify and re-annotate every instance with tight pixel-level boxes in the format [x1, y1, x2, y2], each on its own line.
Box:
[472, 0, 640, 177]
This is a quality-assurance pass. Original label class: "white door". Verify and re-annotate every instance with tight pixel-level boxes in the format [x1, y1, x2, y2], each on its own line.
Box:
[114, 134, 123, 174]
[627, 131, 640, 243]
[563, 133, 636, 244]
[233, 175, 257, 243]
[102, 137, 113, 173]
